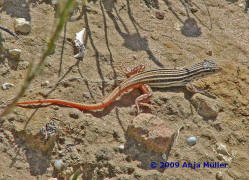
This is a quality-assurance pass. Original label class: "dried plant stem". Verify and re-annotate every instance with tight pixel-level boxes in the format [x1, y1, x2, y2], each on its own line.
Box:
[1, 0, 76, 117]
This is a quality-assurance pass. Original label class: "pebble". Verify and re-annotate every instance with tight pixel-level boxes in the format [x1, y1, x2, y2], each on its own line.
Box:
[151, 34, 159, 40]
[206, 50, 213, 56]
[163, 41, 175, 48]
[18, 61, 30, 70]
[118, 144, 125, 151]
[216, 154, 232, 163]
[14, 161, 25, 169]
[54, 159, 64, 171]
[69, 112, 79, 119]
[238, 3, 244, 7]
[174, 23, 182, 31]
[2, 82, 14, 90]
[58, 150, 65, 157]
[190, 7, 198, 13]
[187, 137, 197, 146]
[51, 0, 57, 5]
[41, 80, 50, 87]
[21, 3, 27, 8]
[155, 11, 165, 20]
[14, 18, 31, 34]
[216, 171, 223, 180]
[8, 49, 21, 60]
[162, 153, 167, 160]
[216, 143, 229, 156]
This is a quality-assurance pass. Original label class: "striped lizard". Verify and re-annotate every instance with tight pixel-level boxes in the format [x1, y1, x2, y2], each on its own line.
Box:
[16, 60, 221, 112]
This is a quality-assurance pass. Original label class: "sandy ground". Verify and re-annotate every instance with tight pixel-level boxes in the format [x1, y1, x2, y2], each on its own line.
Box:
[0, 0, 249, 179]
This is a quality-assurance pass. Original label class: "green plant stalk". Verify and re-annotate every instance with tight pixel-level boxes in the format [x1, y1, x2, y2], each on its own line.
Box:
[72, 169, 82, 180]
[1, 0, 76, 117]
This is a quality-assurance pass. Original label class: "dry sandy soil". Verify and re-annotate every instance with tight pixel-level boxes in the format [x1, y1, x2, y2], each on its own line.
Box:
[0, 0, 249, 179]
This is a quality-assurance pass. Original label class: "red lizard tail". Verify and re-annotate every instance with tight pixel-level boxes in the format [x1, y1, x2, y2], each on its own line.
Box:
[16, 99, 107, 110]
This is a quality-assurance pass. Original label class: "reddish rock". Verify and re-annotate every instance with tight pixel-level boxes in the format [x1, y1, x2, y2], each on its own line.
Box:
[127, 113, 175, 153]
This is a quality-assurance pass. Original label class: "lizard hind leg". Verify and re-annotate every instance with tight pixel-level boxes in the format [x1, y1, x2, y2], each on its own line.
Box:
[133, 84, 156, 113]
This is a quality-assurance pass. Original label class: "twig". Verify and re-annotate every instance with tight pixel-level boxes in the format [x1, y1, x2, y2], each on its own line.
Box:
[174, 125, 184, 144]
[0, 26, 19, 39]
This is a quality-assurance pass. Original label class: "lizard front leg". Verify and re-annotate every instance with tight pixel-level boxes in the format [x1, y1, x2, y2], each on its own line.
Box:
[116, 63, 145, 78]
[186, 83, 216, 98]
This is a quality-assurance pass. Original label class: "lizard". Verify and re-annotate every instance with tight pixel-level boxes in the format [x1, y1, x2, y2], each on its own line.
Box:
[15, 60, 221, 112]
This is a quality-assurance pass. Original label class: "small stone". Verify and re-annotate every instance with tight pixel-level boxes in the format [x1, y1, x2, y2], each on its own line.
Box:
[51, 0, 57, 5]
[69, 112, 79, 119]
[187, 137, 196, 146]
[155, 11, 165, 20]
[238, 3, 243, 7]
[191, 93, 221, 119]
[14, 161, 25, 169]
[162, 153, 167, 160]
[151, 34, 159, 40]
[18, 61, 30, 70]
[216, 171, 223, 180]
[190, 7, 198, 13]
[163, 41, 175, 48]
[206, 50, 213, 56]
[174, 23, 182, 31]
[21, 3, 27, 8]
[41, 80, 50, 87]
[2, 82, 14, 90]
[8, 49, 21, 60]
[118, 144, 125, 151]
[216, 154, 232, 163]
[58, 150, 65, 157]
[54, 159, 64, 171]
[52, 106, 59, 110]
[216, 143, 229, 156]
[14, 18, 31, 34]
[127, 113, 176, 153]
